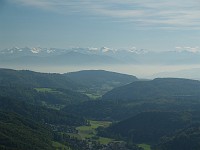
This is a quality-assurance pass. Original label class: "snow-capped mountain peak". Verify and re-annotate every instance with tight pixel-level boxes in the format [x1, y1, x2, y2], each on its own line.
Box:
[127, 47, 148, 54]
[31, 47, 42, 54]
[100, 47, 115, 53]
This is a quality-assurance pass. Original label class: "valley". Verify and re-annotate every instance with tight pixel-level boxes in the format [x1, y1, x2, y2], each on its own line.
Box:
[1, 68, 200, 150]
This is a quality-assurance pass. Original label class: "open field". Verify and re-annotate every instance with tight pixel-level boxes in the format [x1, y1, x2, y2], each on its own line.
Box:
[35, 88, 54, 92]
[138, 144, 151, 150]
[76, 120, 114, 144]
[52, 141, 71, 150]
[84, 93, 102, 100]
[35, 88, 63, 94]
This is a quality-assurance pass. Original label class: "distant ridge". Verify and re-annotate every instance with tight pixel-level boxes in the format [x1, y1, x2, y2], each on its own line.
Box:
[65, 70, 137, 86]
[102, 78, 200, 101]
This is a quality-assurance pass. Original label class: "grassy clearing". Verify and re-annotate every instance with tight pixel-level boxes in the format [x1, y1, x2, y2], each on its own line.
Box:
[138, 144, 151, 150]
[84, 93, 102, 100]
[90, 120, 112, 128]
[35, 88, 53, 92]
[98, 137, 114, 144]
[52, 141, 71, 150]
[76, 120, 113, 144]
[35, 88, 63, 94]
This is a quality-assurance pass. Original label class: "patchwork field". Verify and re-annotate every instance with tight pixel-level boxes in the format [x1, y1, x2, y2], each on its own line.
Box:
[76, 120, 114, 144]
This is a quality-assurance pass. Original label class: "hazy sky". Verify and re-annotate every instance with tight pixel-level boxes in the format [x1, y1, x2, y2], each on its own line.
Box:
[1, 0, 200, 51]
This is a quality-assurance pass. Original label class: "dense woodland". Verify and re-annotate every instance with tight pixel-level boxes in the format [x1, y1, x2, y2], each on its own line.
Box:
[1, 68, 200, 150]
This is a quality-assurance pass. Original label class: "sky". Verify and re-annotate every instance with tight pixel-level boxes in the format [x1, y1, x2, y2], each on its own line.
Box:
[1, 0, 200, 51]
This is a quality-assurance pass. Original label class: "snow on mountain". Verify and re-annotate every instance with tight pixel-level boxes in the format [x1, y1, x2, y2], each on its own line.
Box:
[1, 46, 200, 65]
[31, 47, 41, 54]
[0, 47, 67, 56]
[175, 46, 200, 53]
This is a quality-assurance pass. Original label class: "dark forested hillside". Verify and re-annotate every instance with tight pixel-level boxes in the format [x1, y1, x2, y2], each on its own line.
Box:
[0, 111, 54, 150]
[102, 78, 200, 101]
[100, 111, 194, 144]
[0, 68, 79, 90]
[0, 96, 87, 126]
[0, 86, 90, 106]
[155, 123, 200, 150]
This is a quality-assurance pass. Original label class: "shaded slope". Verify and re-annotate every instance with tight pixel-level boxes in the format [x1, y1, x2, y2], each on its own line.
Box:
[0, 86, 90, 106]
[102, 111, 196, 144]
[0, 111, 53, 150]
[155, 123, 200, 150]
[102, 78, 200, 101]
[0, 96, 87, 126]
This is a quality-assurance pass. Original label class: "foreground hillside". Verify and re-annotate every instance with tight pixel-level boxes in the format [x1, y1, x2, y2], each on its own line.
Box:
[155, 123, 200, 150]
[0, 111, 54, 150]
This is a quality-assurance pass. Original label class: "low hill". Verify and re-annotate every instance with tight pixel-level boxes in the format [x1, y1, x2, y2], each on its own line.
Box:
[65, 70, 137, 87]
[65, 70, 138, 95]
[0, 68, 79, 90]
[102, 78, 200, 101]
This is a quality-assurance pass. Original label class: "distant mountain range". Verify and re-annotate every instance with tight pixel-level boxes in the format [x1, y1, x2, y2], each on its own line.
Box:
[1, 47, 200, 65]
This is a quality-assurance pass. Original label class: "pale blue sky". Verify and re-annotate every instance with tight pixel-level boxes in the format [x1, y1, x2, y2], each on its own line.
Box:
[1, 0, 200, 51]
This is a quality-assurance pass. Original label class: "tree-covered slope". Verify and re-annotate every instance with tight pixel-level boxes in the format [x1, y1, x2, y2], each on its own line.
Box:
[155, 123, 200, 150]
[65, 70, 138, 95]
[102, 78, 200, 101]
[0, 111, 54, 150]
[0, 96, 87, 126]
[0, 86, 90, 106]
[0, 68, 80, 90]
[100, 111, 191, 144]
